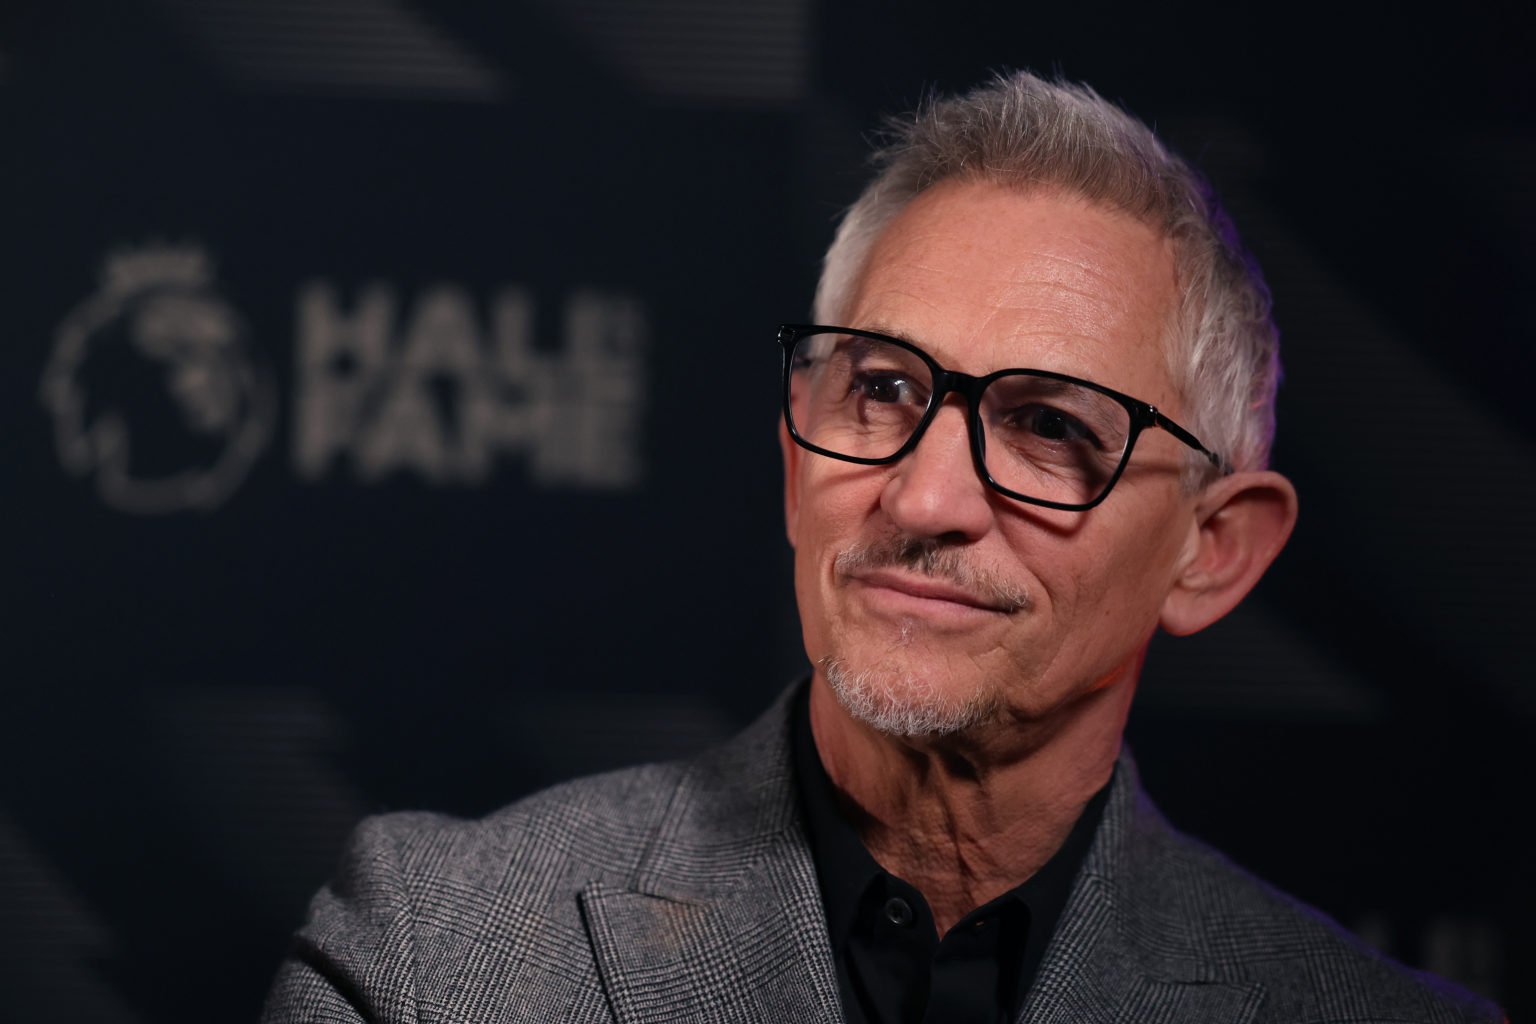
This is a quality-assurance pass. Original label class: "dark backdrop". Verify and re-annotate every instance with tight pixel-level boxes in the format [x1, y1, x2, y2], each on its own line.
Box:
[2, 2, 1530, 1021]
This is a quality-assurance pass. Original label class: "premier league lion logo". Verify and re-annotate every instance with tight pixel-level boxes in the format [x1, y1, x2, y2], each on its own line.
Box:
[39, 245, 275, 514]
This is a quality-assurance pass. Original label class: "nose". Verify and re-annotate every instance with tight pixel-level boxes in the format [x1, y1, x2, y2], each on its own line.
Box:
[880, 401, 994, 542]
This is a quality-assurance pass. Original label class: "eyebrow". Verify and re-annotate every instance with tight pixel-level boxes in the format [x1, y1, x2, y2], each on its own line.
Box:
[850, 322, 1026, 376]
[851, 322, 924, 348]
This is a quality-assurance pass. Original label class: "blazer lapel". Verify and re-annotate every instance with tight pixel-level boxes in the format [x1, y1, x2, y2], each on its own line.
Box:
[1020, 878, 1265, 1024]
[1019, 755, 1266, 1024]
[579, 691, 843, 1024]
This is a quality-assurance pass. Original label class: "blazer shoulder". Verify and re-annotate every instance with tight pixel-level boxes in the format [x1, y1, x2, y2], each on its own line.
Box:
[351, 759, 693, 896]
[263, 761, 693, 1023]
[1124, 808, 1504, 1024]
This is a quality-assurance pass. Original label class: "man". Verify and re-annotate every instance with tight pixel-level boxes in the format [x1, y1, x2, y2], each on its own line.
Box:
[264, 72, 1504, 1023]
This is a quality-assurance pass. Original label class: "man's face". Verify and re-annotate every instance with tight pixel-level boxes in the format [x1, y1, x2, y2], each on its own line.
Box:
[784, 180, 1200, 737]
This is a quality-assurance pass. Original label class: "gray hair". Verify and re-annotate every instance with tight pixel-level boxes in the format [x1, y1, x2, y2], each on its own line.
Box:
[814, 71, 1279, 475]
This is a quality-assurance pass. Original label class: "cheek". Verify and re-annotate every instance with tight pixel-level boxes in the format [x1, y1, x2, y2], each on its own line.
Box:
[791, 467, 889, 649]
[1015, 506, 1180, 648]
[797, 464, 886, 553]
[1082, 521, 1185, 637]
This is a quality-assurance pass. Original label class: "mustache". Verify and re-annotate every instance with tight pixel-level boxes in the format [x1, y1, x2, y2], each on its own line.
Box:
[834, 536, 1031, 613]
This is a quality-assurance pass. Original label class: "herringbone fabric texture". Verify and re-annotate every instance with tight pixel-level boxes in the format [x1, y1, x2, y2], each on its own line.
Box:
[262, 687, 1504, 1023]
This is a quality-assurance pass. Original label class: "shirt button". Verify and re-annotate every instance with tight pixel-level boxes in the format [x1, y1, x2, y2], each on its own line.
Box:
[883, 897, 914, 927]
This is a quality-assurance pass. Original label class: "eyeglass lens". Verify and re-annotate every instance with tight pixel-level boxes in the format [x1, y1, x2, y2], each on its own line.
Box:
[787, 331, 1132, 507]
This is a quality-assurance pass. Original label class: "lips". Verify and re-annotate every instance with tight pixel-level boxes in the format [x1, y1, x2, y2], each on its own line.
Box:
[832, 537, 1031, 617]
[846, 567, 1018, 614]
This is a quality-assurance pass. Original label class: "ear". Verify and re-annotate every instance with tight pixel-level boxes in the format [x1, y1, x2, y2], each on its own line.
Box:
[1159, 470, 1298, 636]
[779, 420, 801, 549]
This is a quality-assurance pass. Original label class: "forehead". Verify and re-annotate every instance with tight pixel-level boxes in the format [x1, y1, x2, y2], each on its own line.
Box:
[846, 180, 1180, 397]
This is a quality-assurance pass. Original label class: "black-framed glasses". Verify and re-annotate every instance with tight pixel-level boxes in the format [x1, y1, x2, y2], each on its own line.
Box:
[779, 324, 1224, 512]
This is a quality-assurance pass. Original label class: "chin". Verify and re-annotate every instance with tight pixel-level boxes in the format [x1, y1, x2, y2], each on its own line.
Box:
[823, 654, 1001, 738]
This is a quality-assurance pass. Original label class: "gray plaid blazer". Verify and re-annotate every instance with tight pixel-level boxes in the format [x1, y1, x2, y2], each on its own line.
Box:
[262, 688, 1503, 1023]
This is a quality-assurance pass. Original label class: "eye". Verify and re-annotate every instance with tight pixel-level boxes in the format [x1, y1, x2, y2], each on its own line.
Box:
[853, 371, 920, 405]
[1016, 405, 1102, 448]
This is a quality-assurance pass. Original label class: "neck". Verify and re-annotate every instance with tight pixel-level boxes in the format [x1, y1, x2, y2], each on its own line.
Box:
[807, 670, 1133, 936]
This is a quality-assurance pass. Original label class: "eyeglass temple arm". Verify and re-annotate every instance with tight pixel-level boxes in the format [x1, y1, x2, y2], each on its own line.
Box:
[1149, 408, 1228, 473]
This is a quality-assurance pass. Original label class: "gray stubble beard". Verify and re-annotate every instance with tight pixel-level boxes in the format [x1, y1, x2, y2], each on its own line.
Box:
[822, 648, 1002, 738]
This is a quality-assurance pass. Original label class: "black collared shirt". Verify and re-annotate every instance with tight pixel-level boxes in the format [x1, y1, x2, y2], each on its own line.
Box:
[791, 688, 1110, 1024]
